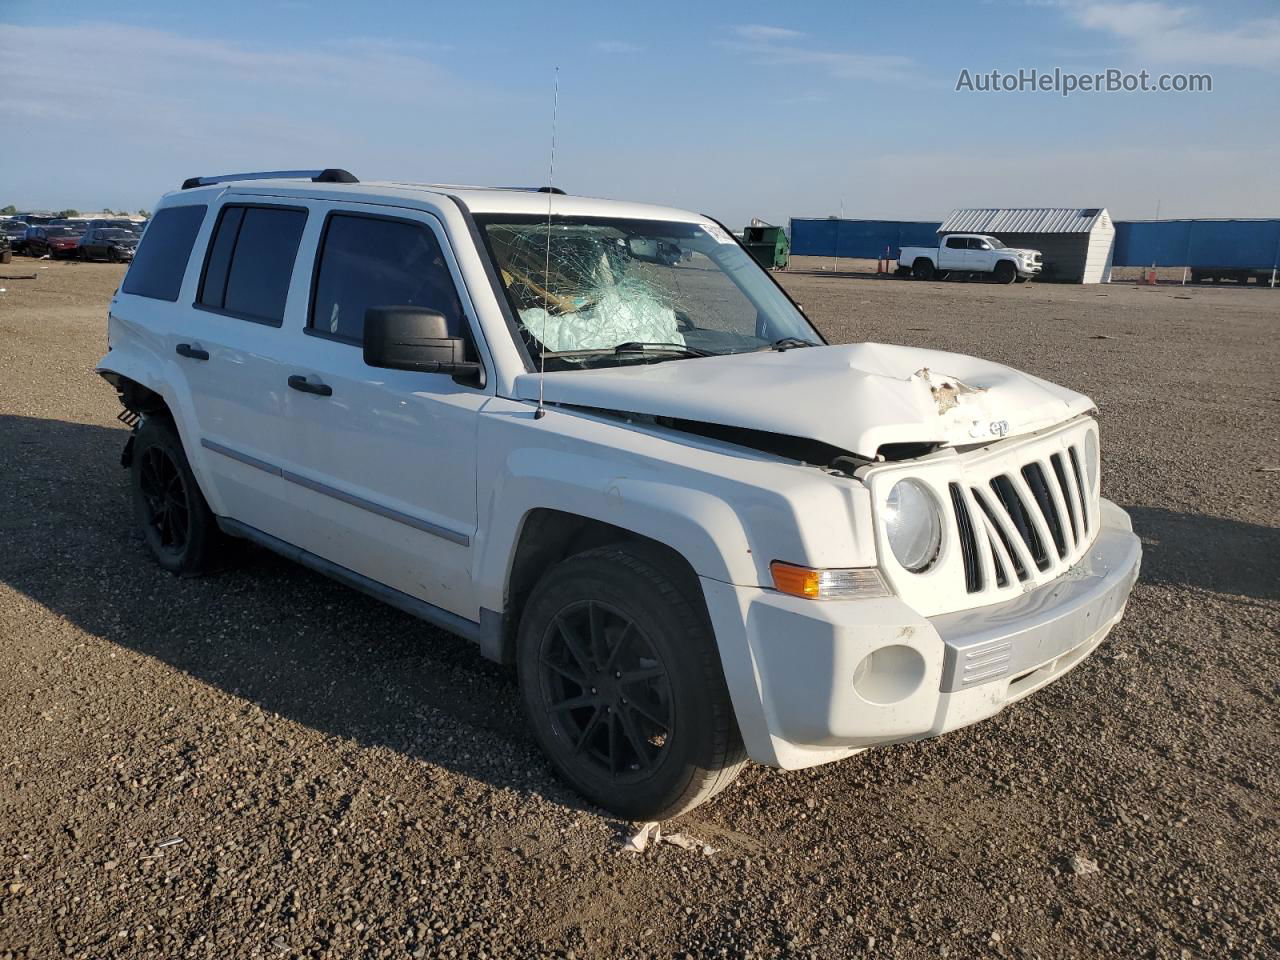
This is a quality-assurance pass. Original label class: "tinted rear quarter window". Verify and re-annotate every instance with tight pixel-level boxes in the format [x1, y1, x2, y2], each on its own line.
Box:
[198, 205, 307, 325]
[309, 214, 464, 343]
[122, 205, 207, 301]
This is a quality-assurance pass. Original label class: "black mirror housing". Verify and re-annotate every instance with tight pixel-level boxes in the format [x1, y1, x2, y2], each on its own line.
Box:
[362, 307, 484, 386]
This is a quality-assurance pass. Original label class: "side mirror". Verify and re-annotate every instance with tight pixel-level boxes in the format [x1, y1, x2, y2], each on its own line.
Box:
[362, 307, 485, 387]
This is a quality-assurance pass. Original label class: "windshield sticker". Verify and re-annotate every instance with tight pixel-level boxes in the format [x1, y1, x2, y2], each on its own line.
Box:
[701, 222, 735, 245]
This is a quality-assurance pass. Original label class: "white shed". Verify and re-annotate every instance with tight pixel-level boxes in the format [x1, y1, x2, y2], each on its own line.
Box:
[938, 207, 1116, 283]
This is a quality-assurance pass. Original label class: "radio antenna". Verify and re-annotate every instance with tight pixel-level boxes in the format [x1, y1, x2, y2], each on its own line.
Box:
[535, 66, 559, 421]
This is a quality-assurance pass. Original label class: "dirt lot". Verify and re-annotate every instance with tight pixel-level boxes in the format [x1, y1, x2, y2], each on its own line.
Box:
[1, 258, 1276, 959]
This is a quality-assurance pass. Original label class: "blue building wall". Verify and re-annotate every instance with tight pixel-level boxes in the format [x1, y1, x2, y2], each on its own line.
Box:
[790, 218, 941, 259]
[1113, 220, 1280, 268]
[792, 217, 1280, 269]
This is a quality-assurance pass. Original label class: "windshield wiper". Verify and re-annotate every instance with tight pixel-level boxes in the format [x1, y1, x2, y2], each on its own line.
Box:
[541, 342, 715, 362]
[614, 341, 714, 358]
[762, 337, 818, 351]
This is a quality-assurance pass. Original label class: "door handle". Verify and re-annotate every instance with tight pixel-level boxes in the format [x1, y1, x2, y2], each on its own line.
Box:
[288, 374, 333, 397]
[175, 343, 209, 361]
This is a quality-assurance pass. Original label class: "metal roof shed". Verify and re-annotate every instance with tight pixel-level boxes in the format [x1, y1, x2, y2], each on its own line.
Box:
[938, 207, 1116, 283]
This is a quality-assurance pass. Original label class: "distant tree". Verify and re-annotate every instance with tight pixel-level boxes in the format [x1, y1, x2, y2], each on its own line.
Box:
[57, 208, 79, 218]
[137, 209, 151, 218]
[0, 205, 15, 215]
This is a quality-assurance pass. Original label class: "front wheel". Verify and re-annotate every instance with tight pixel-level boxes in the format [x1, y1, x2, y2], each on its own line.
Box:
[130, 417, 220, 575]
[993, 260, 1017, 284]
[517, 544, 746, 820]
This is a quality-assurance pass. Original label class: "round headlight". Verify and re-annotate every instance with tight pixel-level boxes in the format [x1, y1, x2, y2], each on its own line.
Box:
[1084, 431, 1099, 494]
[884, 479, 943, 572]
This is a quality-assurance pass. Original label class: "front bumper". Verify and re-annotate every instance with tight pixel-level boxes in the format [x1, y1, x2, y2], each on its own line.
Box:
[700, 498, 1140, 770]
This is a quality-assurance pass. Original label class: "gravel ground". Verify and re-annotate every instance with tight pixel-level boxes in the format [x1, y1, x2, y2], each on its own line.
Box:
[0, 258, 1276, 960]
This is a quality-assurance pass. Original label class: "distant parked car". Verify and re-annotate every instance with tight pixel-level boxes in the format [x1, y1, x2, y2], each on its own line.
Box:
[84, 218, 139, 232]
[25, 225, 81, 259]
[79, 227, 138, 262]
[1, 219, 29, 253]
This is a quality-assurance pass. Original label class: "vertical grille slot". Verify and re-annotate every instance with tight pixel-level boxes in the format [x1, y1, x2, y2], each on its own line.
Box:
[973, 488, 1029, 582]
[1050, 453, 1080, 543]
[1021, 462, 1067, 559]
[988, 535, 1010, 587]
[949, 483, 982, 593]
[1068, 446, 1090, 533]
[990, 475, 1050, 571]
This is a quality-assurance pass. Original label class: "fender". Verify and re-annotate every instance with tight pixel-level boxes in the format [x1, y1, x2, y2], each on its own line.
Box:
[474, 444, 756, 615]
[96, 317, 225, 514]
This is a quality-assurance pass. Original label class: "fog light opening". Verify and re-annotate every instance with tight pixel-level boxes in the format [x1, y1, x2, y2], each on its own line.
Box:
[852, 645, 926, 705]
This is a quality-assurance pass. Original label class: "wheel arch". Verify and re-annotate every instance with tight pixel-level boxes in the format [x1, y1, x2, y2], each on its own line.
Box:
[98, 359, 221, 512]
[494, 508, 709, 665]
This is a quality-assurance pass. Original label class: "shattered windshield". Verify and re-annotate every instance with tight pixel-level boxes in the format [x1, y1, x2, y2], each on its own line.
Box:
[475, 215, 821, 369]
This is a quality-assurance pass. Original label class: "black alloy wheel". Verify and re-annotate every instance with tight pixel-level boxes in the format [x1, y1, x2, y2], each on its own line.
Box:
[536, 599, 673, 781]
[138, 445, 191, 556]
[129, 417, 220, 575]
[517, 545, 746, 820]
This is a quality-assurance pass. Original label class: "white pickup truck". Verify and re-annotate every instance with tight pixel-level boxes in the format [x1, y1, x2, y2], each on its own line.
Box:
[900, 233, 1043, 283]
[99, 170, 1139, 819]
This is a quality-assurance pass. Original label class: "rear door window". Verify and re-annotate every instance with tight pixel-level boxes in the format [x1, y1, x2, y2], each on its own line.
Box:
[198, 205, 307, 325]
[122, 205, 207, 301]
[308, 213, 464, 344]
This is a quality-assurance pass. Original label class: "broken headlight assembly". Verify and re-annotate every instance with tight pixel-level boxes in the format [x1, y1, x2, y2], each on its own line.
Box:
[884, 479, 943, 573]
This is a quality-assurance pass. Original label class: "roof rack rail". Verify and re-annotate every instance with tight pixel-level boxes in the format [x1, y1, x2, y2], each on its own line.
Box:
[490, 185, 567, 194]
[180, 168, 358, 190]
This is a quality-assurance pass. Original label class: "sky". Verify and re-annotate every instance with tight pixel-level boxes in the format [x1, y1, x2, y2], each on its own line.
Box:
[2, 0, 1278, 226]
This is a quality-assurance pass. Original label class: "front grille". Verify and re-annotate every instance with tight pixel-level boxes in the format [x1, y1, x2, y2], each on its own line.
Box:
[955, 436, 1095, 594]
[869, 420, 1099, 615]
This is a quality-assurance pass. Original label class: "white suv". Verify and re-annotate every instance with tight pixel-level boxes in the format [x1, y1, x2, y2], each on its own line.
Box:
[99, 170, 1141, 819]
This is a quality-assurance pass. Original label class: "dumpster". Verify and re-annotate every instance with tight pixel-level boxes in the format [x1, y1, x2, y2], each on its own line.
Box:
[742, 225, 789, 270]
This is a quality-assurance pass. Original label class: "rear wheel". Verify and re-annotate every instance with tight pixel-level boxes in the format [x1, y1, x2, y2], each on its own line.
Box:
[130, 417, 220, 576]
[994, 260, 1017, 284]
[911, 258, 935, 281]
[517, 544, 746, 820]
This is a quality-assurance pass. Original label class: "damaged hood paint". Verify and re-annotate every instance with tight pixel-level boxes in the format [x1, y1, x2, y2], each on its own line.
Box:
[514, 342, 1095, 458]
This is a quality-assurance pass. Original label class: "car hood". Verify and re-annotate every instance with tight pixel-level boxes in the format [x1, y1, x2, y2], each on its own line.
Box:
[513, 342, 1094, 459]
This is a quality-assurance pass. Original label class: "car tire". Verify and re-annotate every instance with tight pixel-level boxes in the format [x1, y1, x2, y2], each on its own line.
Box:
[79, 247, 88, 261]
[911, 258, 935, 281]
[130, 416, 220, 576]
[517, 543, 746, 820]
[994, 261, 1017, 284]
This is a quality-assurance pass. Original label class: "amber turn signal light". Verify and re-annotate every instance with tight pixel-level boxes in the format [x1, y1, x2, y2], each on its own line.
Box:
[769, 562, 891, 600]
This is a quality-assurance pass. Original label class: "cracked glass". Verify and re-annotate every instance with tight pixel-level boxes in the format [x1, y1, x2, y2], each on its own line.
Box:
[475, 215, 820, 369]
